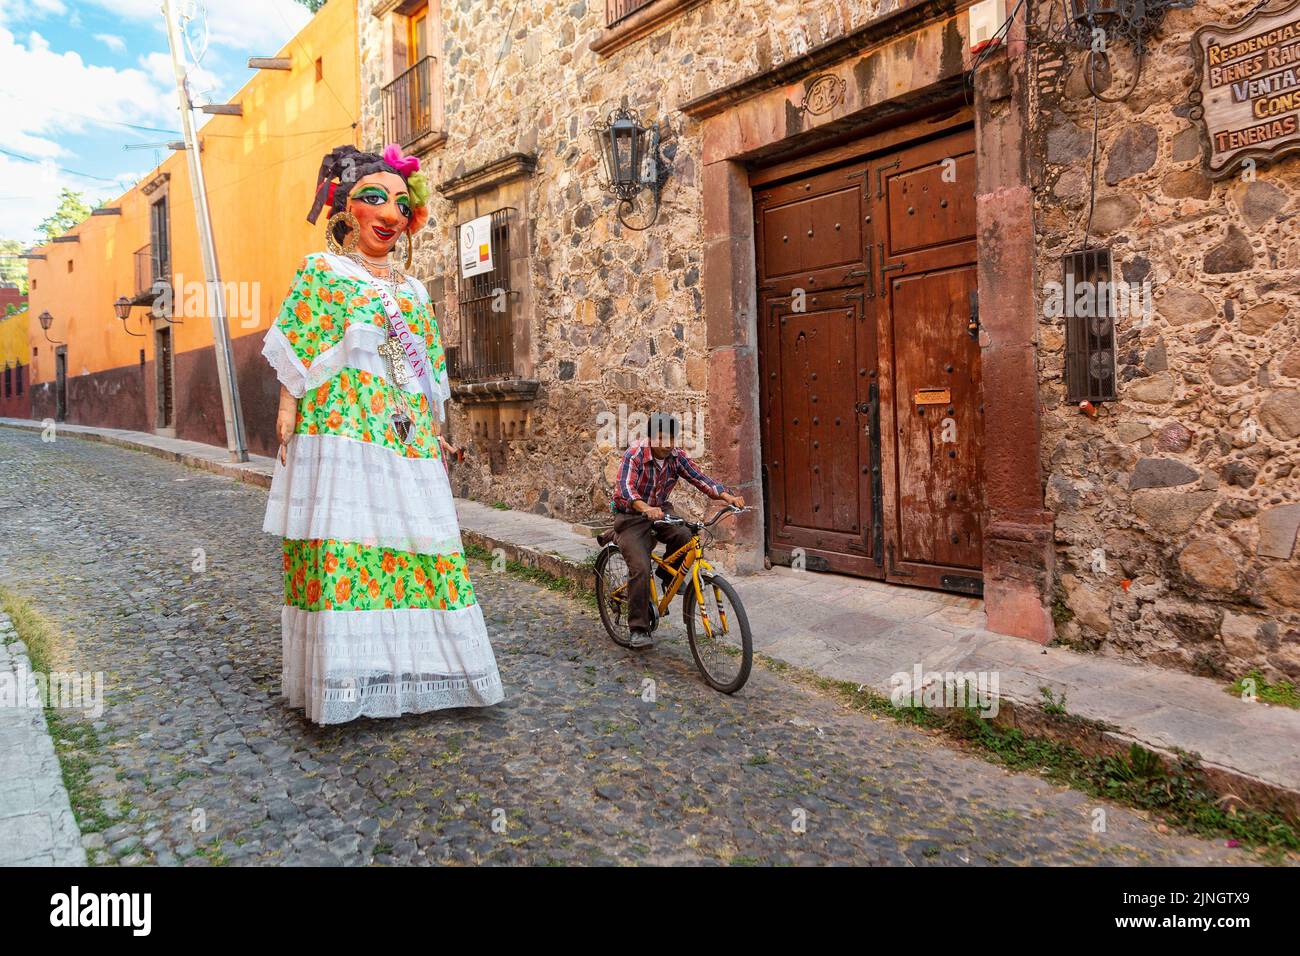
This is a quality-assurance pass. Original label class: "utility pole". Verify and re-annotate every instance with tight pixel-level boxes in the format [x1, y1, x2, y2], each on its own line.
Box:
[162, 0, 248, 462]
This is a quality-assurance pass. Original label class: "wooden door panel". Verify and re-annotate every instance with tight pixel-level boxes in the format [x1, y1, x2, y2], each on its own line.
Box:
[762, 290, 875, 570]
[776, 299, 862, 536]
[890, 265, 982, 571]
[758, 187, 863, 280]
[885, 153, 976, 255]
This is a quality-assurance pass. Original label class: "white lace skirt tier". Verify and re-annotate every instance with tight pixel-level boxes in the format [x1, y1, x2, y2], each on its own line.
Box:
[281, 605, 504, 725]
[263, 432, 467, 555]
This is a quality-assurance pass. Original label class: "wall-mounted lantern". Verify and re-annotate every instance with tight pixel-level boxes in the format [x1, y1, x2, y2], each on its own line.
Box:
[37, 310, 65, 346]
[114, 296, 147, 338]
[1057, 0, 1194, 52]
[590, 97, 672, 231]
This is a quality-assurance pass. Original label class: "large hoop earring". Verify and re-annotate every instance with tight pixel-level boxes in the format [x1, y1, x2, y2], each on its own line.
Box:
[398, 230, 414, 270]
[325, 210, 360, 255]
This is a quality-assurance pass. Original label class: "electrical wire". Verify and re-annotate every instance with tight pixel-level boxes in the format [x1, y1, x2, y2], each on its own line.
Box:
[0, 93, 180, 136]
[0, 146, 137, 186]
[964, 0, 1028, 104]
[270, 0, 356, 130]
[462, 0, 522, 152]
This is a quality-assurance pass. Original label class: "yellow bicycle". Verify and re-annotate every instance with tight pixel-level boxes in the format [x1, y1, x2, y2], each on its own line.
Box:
[594, 505, 753, 693]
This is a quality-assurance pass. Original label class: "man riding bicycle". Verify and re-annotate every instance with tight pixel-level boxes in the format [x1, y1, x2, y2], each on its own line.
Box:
[604, 412, 745, 647]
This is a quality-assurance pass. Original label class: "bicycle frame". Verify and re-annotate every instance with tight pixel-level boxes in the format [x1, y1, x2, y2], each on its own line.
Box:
[607, 534, 727, 638]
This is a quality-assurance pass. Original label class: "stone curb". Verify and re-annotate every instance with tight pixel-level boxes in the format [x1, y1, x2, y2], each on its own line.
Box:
[5, 417, 1297, 824]
[0, 419, 273, 490]
[0, 611, 88, 866]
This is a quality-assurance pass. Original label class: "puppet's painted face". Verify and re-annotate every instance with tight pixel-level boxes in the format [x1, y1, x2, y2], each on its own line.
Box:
[347, 171, 411, 258]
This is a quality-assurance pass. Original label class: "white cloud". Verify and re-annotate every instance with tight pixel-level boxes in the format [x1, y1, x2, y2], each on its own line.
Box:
[0, 28, 170, 237]
[0, 0, 314, 239]
[0, 152, 124, 245]
[83, 0, 311, 54]
[0, 0, 67, 23]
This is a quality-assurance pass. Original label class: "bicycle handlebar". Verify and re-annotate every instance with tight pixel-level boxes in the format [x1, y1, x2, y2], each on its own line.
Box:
[652, 505, 750, 530]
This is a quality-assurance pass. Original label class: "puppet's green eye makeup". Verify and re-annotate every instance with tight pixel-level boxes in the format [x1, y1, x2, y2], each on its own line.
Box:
[395, 196, 411, 219]
[353, 186, 389, 204]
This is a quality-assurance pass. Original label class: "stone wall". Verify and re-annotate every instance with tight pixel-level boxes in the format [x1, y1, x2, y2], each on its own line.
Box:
[358, 0, 891, 528]
[1030, 0, 1300, 681]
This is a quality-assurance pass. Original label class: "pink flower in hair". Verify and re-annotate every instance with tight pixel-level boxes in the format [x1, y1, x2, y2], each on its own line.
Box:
[383, 143, 420, 178]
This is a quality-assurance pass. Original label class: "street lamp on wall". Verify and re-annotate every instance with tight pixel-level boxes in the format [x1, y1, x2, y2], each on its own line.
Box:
[37, 310, 65, 346]
[1057, 0, 1194, 53]
[590, 97, 672, 231]
[114, 296, 146, 337]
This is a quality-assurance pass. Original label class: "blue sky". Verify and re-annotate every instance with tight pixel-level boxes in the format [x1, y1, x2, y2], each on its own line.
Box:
[0, 0, 313, 243]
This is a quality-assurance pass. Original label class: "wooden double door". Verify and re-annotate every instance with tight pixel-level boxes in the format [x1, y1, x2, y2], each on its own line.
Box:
[754, 125, 984, 594]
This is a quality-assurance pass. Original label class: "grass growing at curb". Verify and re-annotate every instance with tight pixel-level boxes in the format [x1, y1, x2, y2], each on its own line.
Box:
[0, 585, 111, 839]
[464, 542, 598, 609]
[1227, 671, 1300, 710]
[762, 656, 1299, 856]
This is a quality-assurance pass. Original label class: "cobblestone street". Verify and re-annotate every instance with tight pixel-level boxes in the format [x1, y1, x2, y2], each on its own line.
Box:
[0, 428, 1254, 866]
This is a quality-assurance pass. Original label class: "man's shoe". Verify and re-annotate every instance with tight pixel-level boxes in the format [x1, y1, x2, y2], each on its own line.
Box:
[627, 628, 654, 648]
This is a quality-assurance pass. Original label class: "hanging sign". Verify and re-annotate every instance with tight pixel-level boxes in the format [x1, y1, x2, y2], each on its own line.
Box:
[458, 214, 494, 278]
[1192, 0, 1300, 178]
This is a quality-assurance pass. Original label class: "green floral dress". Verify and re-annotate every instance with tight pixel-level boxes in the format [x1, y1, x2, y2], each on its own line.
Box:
[262, 251, 502, 724]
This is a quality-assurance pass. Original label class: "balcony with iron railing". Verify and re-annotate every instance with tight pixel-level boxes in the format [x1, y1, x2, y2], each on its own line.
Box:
[383, 55, 440, 152]
[595, 0, 710, 55]
[131, 244, 170, 306]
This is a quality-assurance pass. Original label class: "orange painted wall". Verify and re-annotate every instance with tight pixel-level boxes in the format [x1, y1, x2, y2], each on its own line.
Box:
[25, 0, 359, 387]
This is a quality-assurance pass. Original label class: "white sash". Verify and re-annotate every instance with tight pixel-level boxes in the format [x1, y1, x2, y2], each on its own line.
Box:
[367, 275, 442, 420]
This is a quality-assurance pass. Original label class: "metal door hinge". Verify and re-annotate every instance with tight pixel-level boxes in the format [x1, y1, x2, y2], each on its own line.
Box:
[876, 158, 901, 198]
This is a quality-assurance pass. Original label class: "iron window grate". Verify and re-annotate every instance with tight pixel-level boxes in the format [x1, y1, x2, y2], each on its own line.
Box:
[1063, 245, 1118, 403]
[455, 207, 515, 383]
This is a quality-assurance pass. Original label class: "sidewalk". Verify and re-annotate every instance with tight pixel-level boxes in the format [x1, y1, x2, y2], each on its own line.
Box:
[0, 612, 85, 866]
[5, 416, 1300, 819]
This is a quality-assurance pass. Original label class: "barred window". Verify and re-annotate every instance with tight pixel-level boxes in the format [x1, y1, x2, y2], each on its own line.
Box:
[453, 207, 516, 383]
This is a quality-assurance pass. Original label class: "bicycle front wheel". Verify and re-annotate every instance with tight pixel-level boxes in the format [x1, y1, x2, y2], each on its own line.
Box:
[683, 572, 753, 693]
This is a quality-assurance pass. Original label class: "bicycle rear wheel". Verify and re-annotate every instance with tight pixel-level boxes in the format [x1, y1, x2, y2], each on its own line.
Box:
[683, 572, 753, 693]
[594, 545, 639, 648]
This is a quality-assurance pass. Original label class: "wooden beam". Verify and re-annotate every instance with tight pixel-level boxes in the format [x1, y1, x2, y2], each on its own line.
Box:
[91, 207, 122, 216]
[51, 236, 79, 243]
[18, 254, 46, 260]
[200, 103, 243, 116]
[248, 57, 291, 70]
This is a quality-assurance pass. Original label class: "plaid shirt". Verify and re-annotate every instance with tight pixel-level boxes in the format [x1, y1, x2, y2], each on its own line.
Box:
[613, 441, 725, 512]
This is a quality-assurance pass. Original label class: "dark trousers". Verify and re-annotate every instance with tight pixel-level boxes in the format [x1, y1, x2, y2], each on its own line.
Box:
[609, 506, 694, 632]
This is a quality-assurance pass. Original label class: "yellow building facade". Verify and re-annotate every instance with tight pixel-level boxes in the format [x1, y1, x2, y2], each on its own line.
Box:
[25, 0, 359, 455]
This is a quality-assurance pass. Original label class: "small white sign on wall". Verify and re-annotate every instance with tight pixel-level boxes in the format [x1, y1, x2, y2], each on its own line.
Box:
[459, 214, 494, 279]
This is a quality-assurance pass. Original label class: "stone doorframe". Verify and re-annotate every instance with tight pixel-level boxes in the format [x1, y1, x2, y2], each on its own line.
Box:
[681, 0, 1053, 642]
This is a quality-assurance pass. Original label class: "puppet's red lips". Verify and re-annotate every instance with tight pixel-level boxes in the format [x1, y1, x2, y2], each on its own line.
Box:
[373, 225, 396, 240]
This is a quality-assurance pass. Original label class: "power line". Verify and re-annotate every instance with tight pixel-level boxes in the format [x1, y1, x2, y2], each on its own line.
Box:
[0, 146, 137, 186]
[270, 1, 356, 132]
[0, 93, 180, 136]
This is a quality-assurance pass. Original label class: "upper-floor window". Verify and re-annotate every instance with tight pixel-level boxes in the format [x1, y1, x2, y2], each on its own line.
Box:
[3, 364, 11, 398]
[607, 0, 657, 25]
[380, 1, 444, 154]
[595, 0, 708, 56]
[15, 361, 22, 396]
[150, 196, 170, 282]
